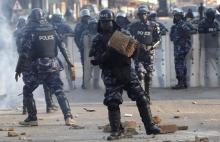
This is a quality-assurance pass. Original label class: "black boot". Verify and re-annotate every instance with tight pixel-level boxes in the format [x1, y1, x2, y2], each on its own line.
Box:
[107, 106, 124, 141]
[172, 79, 186, 90]
[20, 91, 38, 126]
[136, 96, 161, 135]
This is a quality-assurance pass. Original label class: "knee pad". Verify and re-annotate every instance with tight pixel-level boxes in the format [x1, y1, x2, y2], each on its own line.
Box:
[107, 102, 120, 111]
[137, 95, 149, 105]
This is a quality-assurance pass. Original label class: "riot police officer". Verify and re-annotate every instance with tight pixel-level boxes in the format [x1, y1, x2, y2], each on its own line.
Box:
[170, 8, 192, 89]
[15, 8, 76, 126]
[90, 8, 160, 140]
[74, 9, 91, 89]
[14, 18, 58, 114]
[127, 6, 161, 101]
[115, 11, 130, 29]
[148, 11, 168, 35]
[198, 8, 219, 33]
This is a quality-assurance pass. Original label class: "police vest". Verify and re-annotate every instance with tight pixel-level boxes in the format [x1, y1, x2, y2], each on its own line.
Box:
[31, 29, 57, 60]
[132, 22, 154, 45]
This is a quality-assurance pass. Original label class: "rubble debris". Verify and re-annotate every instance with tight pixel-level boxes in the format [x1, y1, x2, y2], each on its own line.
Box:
[124, 113, 133, 117]
[159, 124, 189, 134]
[98, 121, 138, 136]
[192, 101, 198, 104]
[74, 114, 79, 118]
[83, 108, 96, 112]
[153, 115, 162, 124]
[159, 124, 178, 134]
[178, 126, 188, 130]
[20, 132, 26, 135]
[174, 116, 180, 119]
[177, 110, 180, 112]
[8, 131, 19, 137]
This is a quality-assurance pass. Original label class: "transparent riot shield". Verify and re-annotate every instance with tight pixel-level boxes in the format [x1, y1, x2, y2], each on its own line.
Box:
[199, 33, 220, 87]
[187, 34, 200, 87]
[152, 35, 168, 87]
[83, 34, 92, 89]
[83, 34, 102, 89]
[59, 37, 76, 91]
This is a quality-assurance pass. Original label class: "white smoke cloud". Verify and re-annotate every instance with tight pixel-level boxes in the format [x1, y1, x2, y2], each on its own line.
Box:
[0, 1, 23, 109]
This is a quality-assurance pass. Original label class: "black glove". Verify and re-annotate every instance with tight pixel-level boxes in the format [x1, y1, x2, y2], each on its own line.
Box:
[91, 60, 99, 65]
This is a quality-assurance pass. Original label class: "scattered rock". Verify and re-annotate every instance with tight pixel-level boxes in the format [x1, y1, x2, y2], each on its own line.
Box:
[39, 118, 44, 120]
[122, 121, 137, 129]
[8, 131, 19, 137]
[177, 110, 180, 112]
[178, 126, 188, 130]
[74, 114, 79, 118]
[124, 113, 133, 117]
[174, 116, 180, 119]
[192, 101, 198, 104]
[99, 121, 138, 135]
[20, 132, 26, 135]
[153, 115, 162, 124]
[159, 124, 178, 134]
[56, 119, 60, 122]
[83, 108, 96, 112]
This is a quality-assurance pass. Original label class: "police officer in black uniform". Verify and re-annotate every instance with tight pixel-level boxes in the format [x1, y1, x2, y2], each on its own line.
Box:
[127, 6, 161, 102]
[14, 17, 58, 114]
[15, 8, 76, 126]
[90, 8, 160, 141]
[198, 8, 219, 33]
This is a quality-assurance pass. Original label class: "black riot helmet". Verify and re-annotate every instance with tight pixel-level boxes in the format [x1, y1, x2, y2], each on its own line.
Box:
[205, 8, 216, 22]
[29, 8, 45, 22]
[97, 9, 119, 33]
[51, 14, 63, 24]
[99, 8, 115, 21]
[137, 5, 150, 22]
[16, 17, 26, 29]
[172, 8, 184, 23]
[137, 5, 150, 15]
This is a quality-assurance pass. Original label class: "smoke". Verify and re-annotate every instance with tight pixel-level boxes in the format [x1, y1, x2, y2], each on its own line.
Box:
[0, 1, 23, 109]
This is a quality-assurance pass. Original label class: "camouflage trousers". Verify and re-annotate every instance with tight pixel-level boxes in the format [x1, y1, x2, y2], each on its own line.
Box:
[102, 68, 148, 106]
[22, 71, 72, 119]
[22, 72, 55, 111]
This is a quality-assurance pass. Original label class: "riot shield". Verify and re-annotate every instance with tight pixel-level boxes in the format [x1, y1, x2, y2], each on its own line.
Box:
[199, 33, 220, 87]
